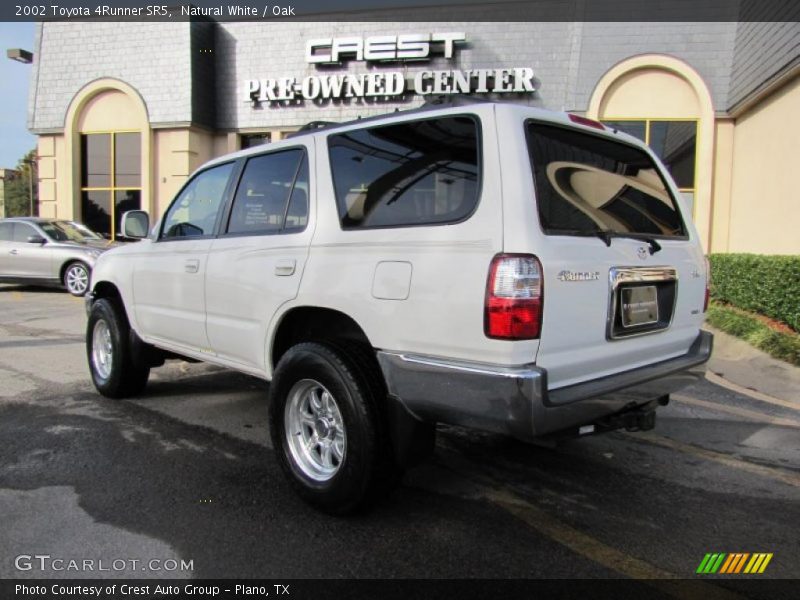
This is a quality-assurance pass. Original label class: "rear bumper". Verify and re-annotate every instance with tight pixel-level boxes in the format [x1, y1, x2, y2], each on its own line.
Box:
[376, 330, 712, 440]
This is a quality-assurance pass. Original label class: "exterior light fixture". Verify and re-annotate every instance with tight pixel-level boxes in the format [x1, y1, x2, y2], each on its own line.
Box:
[6, 49, 33, 64]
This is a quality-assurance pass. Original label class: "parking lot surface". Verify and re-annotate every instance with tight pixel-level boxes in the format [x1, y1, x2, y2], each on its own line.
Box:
[0, 286, 798, 586]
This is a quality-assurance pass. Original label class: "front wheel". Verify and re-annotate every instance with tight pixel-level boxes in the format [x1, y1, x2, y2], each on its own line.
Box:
[268, 342, 399, 514]
[63, 262, 90, 296]
[86, 298, 150, 398]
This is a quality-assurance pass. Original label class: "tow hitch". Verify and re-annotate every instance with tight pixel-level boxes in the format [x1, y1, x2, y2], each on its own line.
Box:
[593, 396, 668, 434]
[540, 396, 669, 442]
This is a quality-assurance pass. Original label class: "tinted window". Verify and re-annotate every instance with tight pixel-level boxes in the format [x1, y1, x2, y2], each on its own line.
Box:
[649, 121, 696, 189]
[161, 163, 235, 239]
[0, 223, 12, 241]
[227, 149, 308, 235]
[81, 134, 111, 188]
[82, 190, 111, 238]
[12, 223, 38, 242]
[526, 123, 686, 237]
[114, 132, 142, 188]
[328, 116, 480, 229]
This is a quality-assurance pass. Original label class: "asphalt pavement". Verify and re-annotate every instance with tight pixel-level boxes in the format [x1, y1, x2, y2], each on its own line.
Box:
[0, 285, 798, 590]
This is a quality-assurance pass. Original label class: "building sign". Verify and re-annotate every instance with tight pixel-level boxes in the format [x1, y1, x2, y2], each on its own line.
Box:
[243, 32, 537, 105]
[305, 33, 467, 64]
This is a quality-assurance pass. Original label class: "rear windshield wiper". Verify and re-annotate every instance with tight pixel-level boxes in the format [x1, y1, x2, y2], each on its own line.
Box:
[551, 229, 661, 254]
[603, 232, 663, 255]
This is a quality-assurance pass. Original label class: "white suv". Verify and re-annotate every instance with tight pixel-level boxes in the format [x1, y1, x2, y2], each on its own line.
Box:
[85, 101, 712, 513]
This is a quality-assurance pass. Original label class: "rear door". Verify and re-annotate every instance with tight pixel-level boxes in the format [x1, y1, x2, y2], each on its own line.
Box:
[8, 222, 53, 279]
[205, 145, 312, 372]
[0, 222, 15, 275]
[133, 161, 236, 352]
[523, 121, 707, 392]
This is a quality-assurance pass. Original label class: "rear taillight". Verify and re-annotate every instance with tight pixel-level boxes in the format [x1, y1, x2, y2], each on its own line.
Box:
[485, 254, 543, 340]
[703, 256, 711, 313]
[568, 113, 605, 130]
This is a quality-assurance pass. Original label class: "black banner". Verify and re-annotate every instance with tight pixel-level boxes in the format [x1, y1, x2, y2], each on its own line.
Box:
[2, 579, 800, 600]
[2, 0, 799, 22]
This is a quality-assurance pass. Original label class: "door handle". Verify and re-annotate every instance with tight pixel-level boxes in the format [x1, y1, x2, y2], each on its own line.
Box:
[274, 259, 296, 276]
[185, 259, 200, 274]
[9, 249, 18, 255]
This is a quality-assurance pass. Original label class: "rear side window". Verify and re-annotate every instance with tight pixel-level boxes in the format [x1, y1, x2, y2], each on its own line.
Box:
[13, 222, 37, 242]
[0, 223, 12, 241]
[227, 149, 308, 235]
[328, 115, 480, 229]
[526, 122, 687, 237]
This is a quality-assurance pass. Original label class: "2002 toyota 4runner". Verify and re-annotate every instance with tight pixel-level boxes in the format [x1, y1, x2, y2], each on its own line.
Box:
[85, 100, 712, 513]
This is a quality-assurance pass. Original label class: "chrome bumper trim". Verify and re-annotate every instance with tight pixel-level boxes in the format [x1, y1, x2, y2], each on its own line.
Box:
[376, 331, 712, 440]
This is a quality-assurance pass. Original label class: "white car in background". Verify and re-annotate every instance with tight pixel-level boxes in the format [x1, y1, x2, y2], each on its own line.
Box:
[0, 218, 113, 296]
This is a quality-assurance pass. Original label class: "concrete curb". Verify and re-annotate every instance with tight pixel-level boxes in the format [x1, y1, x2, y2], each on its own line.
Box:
[703, 325, 800, 405]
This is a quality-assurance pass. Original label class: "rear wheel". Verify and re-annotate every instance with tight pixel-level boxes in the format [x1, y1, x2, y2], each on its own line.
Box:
[63, 262, 90, 296]
[86, 298, 150, 398]
[268, 341, 399, 514]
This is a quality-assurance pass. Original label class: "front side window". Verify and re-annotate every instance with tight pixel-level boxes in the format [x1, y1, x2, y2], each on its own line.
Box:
[80, 132, 142, 239]
[226, 149, 309, 235]
[161, 162, 235, 240]
[527, 122, 687, 238]
[327, 115, 480, 229]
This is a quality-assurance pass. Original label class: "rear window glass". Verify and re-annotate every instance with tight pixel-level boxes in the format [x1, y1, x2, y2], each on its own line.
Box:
[526, 122, 687, 238]
[327, 115, 480, 229]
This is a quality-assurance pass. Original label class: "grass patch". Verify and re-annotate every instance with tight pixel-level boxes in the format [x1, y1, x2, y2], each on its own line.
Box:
[707, 302, 800, 367]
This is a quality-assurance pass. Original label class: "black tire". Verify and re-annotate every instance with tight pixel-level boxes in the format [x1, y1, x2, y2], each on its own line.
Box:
[63, 261, 90, 297]
[86, 298, 150, 398]
[268, 341, 400, 515]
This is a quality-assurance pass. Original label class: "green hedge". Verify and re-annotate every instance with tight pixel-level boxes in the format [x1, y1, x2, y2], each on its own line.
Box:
[708, 253, 800, 332]
[707, 303, 800, 366]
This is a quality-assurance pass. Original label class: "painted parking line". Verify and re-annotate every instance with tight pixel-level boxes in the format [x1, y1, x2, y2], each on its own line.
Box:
[672, 393, 800, 429]
[627, 433, 800, 488]
[705, 372, 799, 412]
[433, 456, 745, 600]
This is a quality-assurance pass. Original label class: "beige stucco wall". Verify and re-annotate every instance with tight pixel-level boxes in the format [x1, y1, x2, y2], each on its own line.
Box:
[726, 76, 800, 254]
[709, 119, 734, 253]
[37, 135, 63, 218]
[152, 128, 217, 216]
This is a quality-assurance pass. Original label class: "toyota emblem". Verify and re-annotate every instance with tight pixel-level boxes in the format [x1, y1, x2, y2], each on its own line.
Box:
[637, 247, 648, 260]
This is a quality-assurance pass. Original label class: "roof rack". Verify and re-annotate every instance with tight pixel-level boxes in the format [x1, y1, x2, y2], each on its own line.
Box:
[422, 94, 493, 107]
[286, 97, 494, 139]
[296, 120, 337, 132]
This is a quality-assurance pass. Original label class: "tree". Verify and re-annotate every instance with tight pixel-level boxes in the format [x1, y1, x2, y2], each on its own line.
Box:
[4, 149, 38, 217]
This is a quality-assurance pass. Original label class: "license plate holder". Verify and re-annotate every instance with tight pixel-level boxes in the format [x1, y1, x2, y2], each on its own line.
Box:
[620, 285, 659, 327]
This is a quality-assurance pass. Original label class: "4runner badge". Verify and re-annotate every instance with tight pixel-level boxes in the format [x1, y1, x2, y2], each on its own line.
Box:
[558, 270, 600, 282]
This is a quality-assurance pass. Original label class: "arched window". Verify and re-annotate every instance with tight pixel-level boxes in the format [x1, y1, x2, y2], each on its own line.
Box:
[67, 82, 150, 240]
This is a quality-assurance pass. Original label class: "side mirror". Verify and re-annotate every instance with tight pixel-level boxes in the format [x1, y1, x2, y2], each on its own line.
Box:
[27, 235, 46, 245]
[121, 210, 150, 239]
